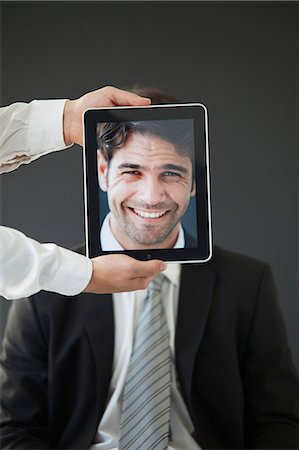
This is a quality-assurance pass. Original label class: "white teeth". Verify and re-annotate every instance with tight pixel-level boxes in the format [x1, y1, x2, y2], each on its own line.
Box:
[133, 209, 167, 219]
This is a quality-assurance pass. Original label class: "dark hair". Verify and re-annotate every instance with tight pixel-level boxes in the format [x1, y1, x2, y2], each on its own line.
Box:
[97, 119, 194, 163]
[97, 86, 194, 174]
[129, 86, 180, 105]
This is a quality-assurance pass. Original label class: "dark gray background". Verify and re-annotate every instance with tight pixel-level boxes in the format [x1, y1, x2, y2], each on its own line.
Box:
[0, 1, 298, 368]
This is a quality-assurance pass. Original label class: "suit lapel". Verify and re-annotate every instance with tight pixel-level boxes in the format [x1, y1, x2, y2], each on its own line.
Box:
[79, 294, 114, 424]
[175, 263, 216, 408]
[77, 264, 216, 441]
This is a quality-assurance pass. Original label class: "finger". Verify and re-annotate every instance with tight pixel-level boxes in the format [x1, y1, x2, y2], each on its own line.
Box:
[131, 259, 167, 278]
[104, 86, 151, 106]
[126, 276, 155, 292]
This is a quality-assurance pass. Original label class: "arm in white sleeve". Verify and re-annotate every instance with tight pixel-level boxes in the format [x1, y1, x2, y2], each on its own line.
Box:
[0, 226, 93, 300]
[0, 100, 71, 173]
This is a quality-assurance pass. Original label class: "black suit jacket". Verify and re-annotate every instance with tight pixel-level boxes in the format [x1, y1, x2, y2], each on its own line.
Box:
[0, 246, 298, 449]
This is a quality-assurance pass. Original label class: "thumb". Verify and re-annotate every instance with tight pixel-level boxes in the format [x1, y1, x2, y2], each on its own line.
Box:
[133, 259, 167, 278]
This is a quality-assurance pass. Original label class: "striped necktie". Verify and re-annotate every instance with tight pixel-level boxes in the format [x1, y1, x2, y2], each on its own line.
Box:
[119, 273, 171, 450]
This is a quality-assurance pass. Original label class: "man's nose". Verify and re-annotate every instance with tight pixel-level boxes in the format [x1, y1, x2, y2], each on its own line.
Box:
[140, 176, 166, 206]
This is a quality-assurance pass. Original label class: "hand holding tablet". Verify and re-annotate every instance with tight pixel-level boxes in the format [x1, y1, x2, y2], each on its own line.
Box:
[83, 104, 212, 263]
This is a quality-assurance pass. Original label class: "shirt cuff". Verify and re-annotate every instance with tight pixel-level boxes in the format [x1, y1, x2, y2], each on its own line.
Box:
[42, 245, 93, 296]
[28, 99, 70, 155]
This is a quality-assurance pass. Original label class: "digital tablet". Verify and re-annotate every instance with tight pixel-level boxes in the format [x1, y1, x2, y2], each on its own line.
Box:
[83, 103, 212, 263]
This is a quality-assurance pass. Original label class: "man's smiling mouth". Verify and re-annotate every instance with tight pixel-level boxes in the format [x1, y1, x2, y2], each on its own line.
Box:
[129, 208, 169, 219]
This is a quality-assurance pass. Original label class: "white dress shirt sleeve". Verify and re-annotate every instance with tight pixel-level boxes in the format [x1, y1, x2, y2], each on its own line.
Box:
[0, 99, 71, 173]
[0, 99, 92, 299]
[0, 226, 92, 300]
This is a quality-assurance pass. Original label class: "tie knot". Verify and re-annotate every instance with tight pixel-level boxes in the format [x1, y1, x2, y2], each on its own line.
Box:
[148, 273, 165, 293]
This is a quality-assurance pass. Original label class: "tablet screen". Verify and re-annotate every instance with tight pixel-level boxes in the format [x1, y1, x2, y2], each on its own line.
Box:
[83, 104, 212, 262]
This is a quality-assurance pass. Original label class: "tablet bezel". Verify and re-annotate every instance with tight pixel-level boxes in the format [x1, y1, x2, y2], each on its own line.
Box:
[83, 103, 212, 263]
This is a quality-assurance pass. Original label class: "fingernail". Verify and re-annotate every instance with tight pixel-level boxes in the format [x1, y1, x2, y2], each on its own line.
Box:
[160, 262, 167, 271]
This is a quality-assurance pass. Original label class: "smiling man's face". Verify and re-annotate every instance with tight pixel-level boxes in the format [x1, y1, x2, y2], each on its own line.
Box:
[98, 133, 195, 250]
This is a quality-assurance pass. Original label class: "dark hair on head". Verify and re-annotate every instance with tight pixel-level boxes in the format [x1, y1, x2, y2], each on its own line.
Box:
[97, 87, 194, 176]
[130, 85, 180, 105]
[97, 119, 194, 164]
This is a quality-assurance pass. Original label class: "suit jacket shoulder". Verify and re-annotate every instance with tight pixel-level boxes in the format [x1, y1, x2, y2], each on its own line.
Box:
[1, 245, 298, 449]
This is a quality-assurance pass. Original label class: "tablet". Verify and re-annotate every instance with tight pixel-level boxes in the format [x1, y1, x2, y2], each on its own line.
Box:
[83, 103, 212, 263]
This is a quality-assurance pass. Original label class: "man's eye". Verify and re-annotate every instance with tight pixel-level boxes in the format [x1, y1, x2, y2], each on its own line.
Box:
[162, 171, 181, 178]
[122, 171, 140, 176]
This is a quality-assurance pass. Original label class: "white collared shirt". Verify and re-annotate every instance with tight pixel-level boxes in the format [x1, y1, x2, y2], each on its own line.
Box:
[90, 218, 201, 449]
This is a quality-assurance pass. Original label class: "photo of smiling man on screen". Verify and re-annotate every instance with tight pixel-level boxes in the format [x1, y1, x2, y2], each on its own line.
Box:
[97, 119, 198, 251]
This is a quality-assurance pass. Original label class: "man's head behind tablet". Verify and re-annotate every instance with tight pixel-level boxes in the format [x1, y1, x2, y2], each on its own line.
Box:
[97, 119, 195, 250]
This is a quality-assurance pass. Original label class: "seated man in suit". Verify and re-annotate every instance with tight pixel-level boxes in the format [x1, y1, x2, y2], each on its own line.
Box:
[1, 89, 298, 450]
[97, 117, 197, 250]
